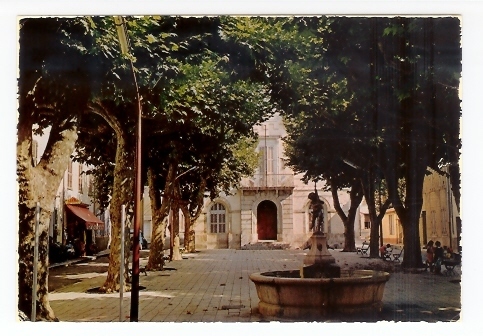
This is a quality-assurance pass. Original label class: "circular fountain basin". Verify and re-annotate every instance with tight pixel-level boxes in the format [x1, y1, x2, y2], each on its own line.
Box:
[249, 269, 390, 319]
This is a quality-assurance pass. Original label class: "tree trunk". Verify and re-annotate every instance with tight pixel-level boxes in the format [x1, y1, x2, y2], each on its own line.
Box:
[181, 177, 206, 253]
[98, 135, 133, 292]
[361, 172, 391, 258]
[362, 174, 380, 258]
[383, 154, 425, 269]
[17, 115, 77, 321]
[400, 165, 425, 269]
[145, 165, 173, 271]
[331, 179, 363, 252]
[180, 205, 194, 253]
[90, 102, 134, 293]
[171, 196, 182, 261]
[181, 204, 201, 253]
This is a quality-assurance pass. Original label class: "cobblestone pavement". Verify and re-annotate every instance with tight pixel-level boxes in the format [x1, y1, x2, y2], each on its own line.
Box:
[48, 249, 461, 323]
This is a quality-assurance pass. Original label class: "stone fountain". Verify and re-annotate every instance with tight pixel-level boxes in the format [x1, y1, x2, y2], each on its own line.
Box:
[249, 193, 390, 320]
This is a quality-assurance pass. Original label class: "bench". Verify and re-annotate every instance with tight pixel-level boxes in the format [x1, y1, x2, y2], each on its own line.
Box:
[357, 241, 370, 256]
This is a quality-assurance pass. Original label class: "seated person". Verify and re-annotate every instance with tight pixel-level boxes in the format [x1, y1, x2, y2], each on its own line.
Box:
[426, 240, 434, 271]
[379, 243, 391, 258]
[443, 245, 453, 259]
[433, 241, 444, 274]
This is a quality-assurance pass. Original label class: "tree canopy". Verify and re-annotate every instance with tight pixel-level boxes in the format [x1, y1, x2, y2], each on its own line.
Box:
[18, 15, 462, 320]
[276, 16, 461, 266]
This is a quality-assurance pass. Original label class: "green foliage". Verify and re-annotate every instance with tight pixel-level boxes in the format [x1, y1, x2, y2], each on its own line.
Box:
[18, 17, 94, 132]
[231, 136, 261, 176]
[278, 16, 460, 195]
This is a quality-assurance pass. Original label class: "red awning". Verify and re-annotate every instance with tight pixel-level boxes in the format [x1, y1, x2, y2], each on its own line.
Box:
[66, 204, 105, 230]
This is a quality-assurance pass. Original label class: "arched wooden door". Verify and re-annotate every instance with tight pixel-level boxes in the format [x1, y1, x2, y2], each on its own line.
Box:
[257, 200, 277, 240]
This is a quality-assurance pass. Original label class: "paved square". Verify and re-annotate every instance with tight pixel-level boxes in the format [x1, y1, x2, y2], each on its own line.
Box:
[49, 249, 461, 322]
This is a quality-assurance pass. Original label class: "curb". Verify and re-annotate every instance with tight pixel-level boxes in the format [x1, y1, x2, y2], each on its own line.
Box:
[49, 250, 110, 269]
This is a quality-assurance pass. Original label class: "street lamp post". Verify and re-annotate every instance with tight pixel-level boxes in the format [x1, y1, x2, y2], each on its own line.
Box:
[114, 16, 143, 322]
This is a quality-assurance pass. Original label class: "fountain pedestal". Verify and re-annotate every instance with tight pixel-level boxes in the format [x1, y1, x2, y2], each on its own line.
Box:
[301, 233, 340, 278]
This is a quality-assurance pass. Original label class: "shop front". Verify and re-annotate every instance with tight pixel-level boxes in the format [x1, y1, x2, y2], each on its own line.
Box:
[65, 203, 104, 256]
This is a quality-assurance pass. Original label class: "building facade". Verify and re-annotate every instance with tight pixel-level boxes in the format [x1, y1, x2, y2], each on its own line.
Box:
[357, 166, 460, 250]
[191, 113, 357, 250]
[32, 131, 109, 254]
[419, 167, 460, 250]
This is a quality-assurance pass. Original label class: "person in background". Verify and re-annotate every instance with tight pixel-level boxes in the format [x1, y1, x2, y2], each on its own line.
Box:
[426, 240, 435, 272]
[379, 243, 391, 258]
[443, 245, 453, 259]
[433, 241, 444, 274]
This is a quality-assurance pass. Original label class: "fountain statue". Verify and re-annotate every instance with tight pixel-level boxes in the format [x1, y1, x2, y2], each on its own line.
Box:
[301, 191, 339, 278]
[308, 191, 324, 233]
[249, 190, 390, 320]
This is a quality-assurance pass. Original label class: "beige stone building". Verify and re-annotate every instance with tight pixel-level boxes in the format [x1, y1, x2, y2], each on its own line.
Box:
[358, 166, 460, 250]
[32, 130, 109, 252]
[190, 113, 356, 250]
[419, 167, 460, 250]
[141, 113, 358, 250]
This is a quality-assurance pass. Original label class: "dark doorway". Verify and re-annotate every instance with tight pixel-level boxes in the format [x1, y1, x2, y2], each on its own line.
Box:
[257, 200, 277, 240]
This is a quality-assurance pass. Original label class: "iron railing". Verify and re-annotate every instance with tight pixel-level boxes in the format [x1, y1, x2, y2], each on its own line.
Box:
[240, 174, 294, 188]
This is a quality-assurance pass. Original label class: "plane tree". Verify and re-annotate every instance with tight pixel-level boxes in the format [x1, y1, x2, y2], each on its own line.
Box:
[177, 134, 261, 254]
[233, 16, 366, 251]
[74, 16, 216, 276]
[17, 17, 99, 320]
[73, 16, 156, 293]
[76, 16, 273, 271]
[223, 17, 390, 252]
[17, 14, 149, 316]
[77, 15, 271, 285]
[283, 17, 461, 266]
[144, 130, 260, 268]
[17, 15, 272, 317]
[368, 17, 461, 267]
[236, 16, 460, 264]
[143, 48, 272, 267]
[314, 17, 394, 257]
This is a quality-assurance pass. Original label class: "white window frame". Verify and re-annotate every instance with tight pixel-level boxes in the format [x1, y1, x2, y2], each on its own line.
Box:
[267, 146, 274, 174]
[210, 203, 226, 234]
[364, 214, 370, 229]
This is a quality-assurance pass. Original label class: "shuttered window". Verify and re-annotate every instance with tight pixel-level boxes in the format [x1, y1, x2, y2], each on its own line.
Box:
[210, 203, 226, 233]
[78, 164, 83, 193]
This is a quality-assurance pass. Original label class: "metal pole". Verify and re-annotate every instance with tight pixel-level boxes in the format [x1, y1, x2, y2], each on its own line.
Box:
[130, 45, 143, 325]
[113, 16, 142, 321]
[31, 202, 40, 322]
[119, 205, 126, 322]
